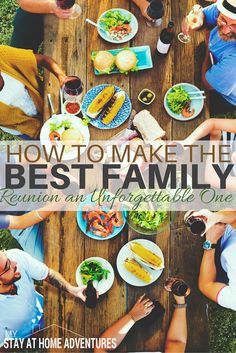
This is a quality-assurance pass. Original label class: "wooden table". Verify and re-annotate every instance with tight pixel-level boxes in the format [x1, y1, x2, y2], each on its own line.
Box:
[43, 1, 210, 351]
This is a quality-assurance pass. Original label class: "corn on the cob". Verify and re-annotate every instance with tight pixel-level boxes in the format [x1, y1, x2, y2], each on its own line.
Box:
[101, 91, 126, 125]
[87, 85, 115, 118]
[130, 242, 162, 269]
[124, 258, 152, 283]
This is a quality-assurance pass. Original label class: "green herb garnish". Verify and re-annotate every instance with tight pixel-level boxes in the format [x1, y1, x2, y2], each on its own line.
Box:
[80, 260, 110, 285]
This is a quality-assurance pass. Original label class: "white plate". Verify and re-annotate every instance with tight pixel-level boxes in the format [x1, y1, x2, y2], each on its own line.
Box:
[76, 257, 115, 295]
[97, 8, 138, 44]
[40, 114, 90, 161]
[116, 239, 164, 287]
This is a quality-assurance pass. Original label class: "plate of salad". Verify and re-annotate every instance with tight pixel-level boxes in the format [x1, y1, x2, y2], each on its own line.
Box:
[97, 8, 138, 44]
[40, 114, 90, 161]
[164, 83, 204, 121]
[76, 257, 115, 295]
[127, 190, 170, 235]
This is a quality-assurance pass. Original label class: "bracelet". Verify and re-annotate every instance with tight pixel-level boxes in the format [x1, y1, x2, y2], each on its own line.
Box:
[35, 210, 44, 221]
[174, 303, 187, 309]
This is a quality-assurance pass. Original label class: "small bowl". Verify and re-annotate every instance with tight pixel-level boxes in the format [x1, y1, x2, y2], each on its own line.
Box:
[138, 88, 156, 105]
[64, 100, 81, 116]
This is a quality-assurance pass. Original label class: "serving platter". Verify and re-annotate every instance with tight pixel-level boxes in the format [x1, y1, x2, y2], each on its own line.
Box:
[92, 46, 153, 75]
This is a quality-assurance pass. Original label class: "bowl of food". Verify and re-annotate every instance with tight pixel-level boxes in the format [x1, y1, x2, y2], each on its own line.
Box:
[128, 209, 169, 235]
[138, 89, 156, 105]
[64, 101, 81, 115]
[81, 84, 132, 129]
[164, 83, 204, 121]
[97, 8, 138, 44]
[76, 257, 115, 295]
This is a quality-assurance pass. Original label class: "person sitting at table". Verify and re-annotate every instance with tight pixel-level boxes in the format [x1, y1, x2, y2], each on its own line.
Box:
[183, 118, 236, 190]
[0, 208, 53, 263]
[11, 0, 74, 53]
[0, 45, 66, 139]
[198, 222, 236, 311]
[94, 289, 188, 353]
[0, 248, 87, 347]
[182, 0, 236, 115]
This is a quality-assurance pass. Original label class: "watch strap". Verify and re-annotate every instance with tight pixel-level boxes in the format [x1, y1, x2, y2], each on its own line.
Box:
[173, 303, 187, 309]
[211, 243, 217, 249]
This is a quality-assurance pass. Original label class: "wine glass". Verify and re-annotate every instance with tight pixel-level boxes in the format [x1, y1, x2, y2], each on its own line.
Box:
[178, 5, 203, 44]
[56, 0, 82, 19]
[62, 76, 83, 102]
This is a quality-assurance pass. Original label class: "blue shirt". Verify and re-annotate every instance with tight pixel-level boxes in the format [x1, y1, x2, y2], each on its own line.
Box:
[203, 4, 236, 105]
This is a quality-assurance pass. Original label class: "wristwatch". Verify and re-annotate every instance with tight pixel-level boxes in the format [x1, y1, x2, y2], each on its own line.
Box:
[174, 303, 187, 309]
[203, 240, 217, 250]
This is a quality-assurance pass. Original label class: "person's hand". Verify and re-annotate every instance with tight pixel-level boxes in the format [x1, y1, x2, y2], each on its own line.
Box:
[185, 209, 222, 234]
[68, 285, 87, 302]
[181, 17, 192, 36]
[129, 294, 155, 322]
[173, 295, 186, 305]
[205, 223, 226, 243]
[50, 1, 74, 19]
[138, 0, 152, 20]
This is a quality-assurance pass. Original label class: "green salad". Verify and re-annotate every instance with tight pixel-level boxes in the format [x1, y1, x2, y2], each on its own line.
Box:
[100, 10, 131, 30]
[80, 260, 110, 285]
[167, 86, 190, 114]
[49, 119, 72, 132]
[129, 210, 167, 231]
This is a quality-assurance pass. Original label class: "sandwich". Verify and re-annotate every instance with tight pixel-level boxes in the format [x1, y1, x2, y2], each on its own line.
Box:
[92, 51, 115, 74]
[61, 128, 84, 147]
[115, 49, 138, 74]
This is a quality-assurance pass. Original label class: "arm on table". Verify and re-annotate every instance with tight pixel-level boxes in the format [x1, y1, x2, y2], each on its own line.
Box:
[198, 224, 227, 301]
[17, 0, 73, 18]
[18, 0, 53, 13]
[35, 54, 66, 86]
[8, 209, 53, 229]
[184, 119, 236, 145]
[94, 295, 154, 353]
[165, 296, 187, 353]
[45, 268, 86, 301]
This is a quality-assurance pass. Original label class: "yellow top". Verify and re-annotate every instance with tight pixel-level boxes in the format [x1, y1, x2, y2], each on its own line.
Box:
[0, 45, 43, 139]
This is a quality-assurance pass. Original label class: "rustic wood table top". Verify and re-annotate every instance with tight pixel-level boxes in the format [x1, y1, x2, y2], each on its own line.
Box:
[43, 1, 210, 352]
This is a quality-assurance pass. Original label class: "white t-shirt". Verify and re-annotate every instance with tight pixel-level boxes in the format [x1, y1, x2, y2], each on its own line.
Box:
[217, 225, 236, 310]
[0, 73, 38, 136]
[0, 249, 48, 346]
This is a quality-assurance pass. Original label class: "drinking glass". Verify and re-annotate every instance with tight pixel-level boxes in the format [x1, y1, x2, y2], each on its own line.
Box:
[56, 0, 82, 19]
[62, 76, 83, 102]
[178, 5, 203, 44]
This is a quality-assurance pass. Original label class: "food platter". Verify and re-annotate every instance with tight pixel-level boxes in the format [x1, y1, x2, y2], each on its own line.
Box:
[81, 84, 132, 129]
[92, 46, 153, 75]
[164, 83, 204, 121]
[116, 239, 164, 287]
[76, 257, 115, 295]
[97, 8, 138, 44]
[76, 193, 127, 241]
[40, 114, 90, 161]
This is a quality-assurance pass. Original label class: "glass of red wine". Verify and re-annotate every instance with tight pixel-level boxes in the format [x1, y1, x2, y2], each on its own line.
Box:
[62, 76, 83, 102]
[56, 0, 82, 19]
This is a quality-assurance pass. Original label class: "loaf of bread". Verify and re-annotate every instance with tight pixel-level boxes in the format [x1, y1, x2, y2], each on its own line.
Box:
[133, 110, 166, 142]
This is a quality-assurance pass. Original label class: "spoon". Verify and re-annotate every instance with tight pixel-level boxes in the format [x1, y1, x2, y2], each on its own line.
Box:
[85, 18, 110, 37]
